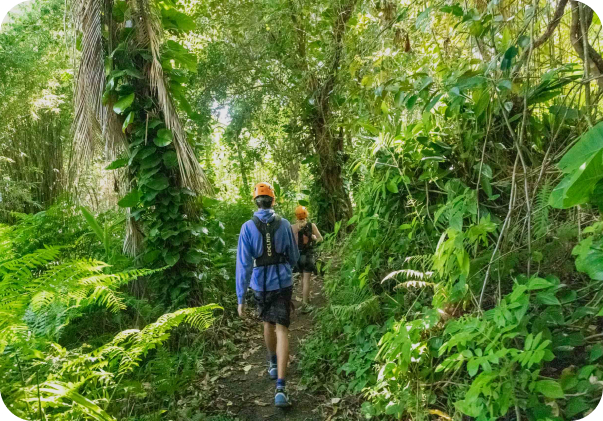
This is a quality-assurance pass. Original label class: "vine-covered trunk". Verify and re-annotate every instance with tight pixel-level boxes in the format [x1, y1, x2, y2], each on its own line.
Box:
[73, 0, 212, 307]
[311, 113, 352, 229]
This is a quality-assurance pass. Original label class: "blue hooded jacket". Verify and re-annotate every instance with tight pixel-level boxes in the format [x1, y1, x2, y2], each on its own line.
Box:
[236, 208, 299, 304]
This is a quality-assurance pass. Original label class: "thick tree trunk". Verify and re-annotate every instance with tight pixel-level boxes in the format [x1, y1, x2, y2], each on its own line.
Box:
[290, 0, 356, 229]
[311, 117, 352, 229]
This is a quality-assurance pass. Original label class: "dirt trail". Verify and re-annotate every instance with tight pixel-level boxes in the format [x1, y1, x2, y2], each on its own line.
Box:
[209, 276, 327, 420]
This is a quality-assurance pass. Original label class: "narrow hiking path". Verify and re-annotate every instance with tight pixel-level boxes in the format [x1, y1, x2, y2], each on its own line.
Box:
[203, 275, 328, 420]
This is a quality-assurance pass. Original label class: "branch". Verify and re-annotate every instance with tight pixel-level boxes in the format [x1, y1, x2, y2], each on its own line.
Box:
[570, 1, 603, 89]
[532, 0, 568, 51]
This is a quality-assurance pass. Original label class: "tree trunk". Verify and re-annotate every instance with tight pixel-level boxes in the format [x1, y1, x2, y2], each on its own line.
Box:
[234, 126, 250, 195]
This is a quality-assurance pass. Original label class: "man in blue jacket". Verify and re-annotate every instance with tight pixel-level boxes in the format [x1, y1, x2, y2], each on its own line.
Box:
[236, 182, 299, 407]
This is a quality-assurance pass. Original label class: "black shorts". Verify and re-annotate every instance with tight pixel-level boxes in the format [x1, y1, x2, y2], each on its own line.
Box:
[297, 252, 316, 274]
[253, 286, 293, 328]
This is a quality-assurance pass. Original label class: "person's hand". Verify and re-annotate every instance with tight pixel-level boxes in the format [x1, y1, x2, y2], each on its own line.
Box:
[312, 235, 317, 241]
[237, 303, 246, 318]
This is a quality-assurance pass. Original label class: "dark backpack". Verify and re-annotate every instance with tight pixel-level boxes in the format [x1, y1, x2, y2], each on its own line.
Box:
[251, 215, 287, 301]
[297, 221, 314, 252]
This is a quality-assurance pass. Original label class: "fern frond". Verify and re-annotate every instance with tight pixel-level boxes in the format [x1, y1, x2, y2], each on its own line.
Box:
[394, 280, 436, 290]
[30, 291, 56, 311]
[403, 254, 434, 269]
[533, 179, 552, 240]
[331, 295, 380, 322]
[33, 381, 116, 421]
[382, 269, 434, 283]
[63, 305, 222, 376]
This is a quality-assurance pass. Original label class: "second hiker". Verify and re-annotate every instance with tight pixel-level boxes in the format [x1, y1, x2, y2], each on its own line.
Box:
[236, 182, 299, 407]
[292, 205, 323, 313]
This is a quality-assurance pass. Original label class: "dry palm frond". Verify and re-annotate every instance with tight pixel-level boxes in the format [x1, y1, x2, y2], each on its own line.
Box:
[132, 0, 212, 195]
[72, 0, 125, 183]
[123, 215, 143, 257]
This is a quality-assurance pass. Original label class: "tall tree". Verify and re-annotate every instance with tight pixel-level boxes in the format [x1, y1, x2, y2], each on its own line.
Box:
[73, 0, 212, 304]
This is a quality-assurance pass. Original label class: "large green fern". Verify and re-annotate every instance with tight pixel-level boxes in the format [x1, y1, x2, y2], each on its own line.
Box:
[0, 247, 164, 345]
[0, 237, 222, 420]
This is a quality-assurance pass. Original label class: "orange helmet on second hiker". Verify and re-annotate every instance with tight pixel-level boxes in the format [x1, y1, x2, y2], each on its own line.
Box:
[253, 182, 275, 199]
[295, 205, 309, 220]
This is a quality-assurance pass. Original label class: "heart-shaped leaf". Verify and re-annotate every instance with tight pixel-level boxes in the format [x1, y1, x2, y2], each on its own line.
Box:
[154, 128, 173, 147]
[105, 158, 128, 170]
[146, 174, 170, 190]
[113, 93, 135, 114]
[118, 189, 141, 208]
[163, 151, 179, 169]
[164, 252, 180, 266]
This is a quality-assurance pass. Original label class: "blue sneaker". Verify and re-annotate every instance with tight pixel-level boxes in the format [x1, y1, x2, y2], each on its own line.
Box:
[274, 386, 290, 407]
[268, 362, 277, 380]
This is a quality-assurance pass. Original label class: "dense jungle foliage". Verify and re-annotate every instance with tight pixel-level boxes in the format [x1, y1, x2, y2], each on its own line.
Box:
[1, 0, 603, 419]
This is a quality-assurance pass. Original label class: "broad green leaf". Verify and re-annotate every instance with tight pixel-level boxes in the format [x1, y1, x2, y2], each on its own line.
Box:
[589, 343, 603, 362]
[298, 199, 309, 206]
[549, 173, 572, 208]
[527, 277, 553, 291]
[140, 155, 162, 170]
[500, 46, 518, 71]
[164, 252, 180, 266]
[558, 150, 603, 208]
[113, 93, 135, 114]
[425, 93, 442, 112]
[117, 189, 141, 208]
[536, 291, 560, 306]
[105, 158, 128, 170]
[558, 122, 603, 174]
[139, 146, 158, 160]
[124, 68, 143, 79]
[573, 236, 603, 280]
[415, 7, 432, 30]
[386, 179, 399, 193]
[406, 95, 418, 110]
[185, 250, 203, 264]
[498, 80, 512, 91]
[565, 397, 591, 418]
[154, 129, 173, 147]
[146, 174, 170, 190]
[122, 111, 134, 133]
[590, 179, 603, 212]
[144, 249, 161, 264]
[467, 358, 479, 377]
[148, 119, 164, 129]
[162, 151, 179, 169]
[79, 206, 104, 245]
[535, 380, 564, 399]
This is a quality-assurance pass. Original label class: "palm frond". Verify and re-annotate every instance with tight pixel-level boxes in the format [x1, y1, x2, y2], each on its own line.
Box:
[124, 215, 143, 257]
[71, 0, 125, 184]
[132, 0, 212, 195]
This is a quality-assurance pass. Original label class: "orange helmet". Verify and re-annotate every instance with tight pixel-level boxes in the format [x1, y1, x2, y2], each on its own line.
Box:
[253, 182, 275, 199]
[295, 205, 309, 220]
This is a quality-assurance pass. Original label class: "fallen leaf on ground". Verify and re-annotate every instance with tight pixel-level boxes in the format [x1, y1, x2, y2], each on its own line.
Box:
[331, 397, 341, 404]
[243, 364, 252, 374]
[429, 409, 452, 420]
[254, 400, 269, 407]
